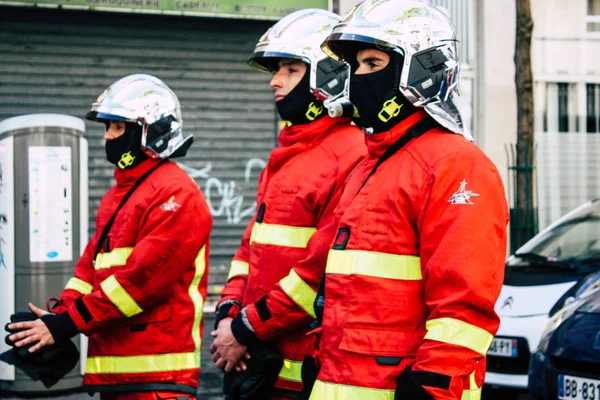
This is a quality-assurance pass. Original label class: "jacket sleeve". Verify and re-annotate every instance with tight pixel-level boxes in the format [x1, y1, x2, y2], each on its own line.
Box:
[49, 191, 115, 314]
[217, 215, 255, 306]
[49, 238, 97, 314]
[410, 151, 509, 400]
[215, 170, 267, 319]
[66, 183, 211, 335]
[237, 144, 365, 343]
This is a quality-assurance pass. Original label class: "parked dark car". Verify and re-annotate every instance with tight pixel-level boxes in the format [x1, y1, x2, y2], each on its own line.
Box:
[487, 198, 600, 390]
[529, 273, 600, 400]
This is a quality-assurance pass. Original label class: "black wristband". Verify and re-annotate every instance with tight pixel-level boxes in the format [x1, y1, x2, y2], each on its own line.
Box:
[41, 313, 79, 343]
[230, 317, 259, 347]
[215, 302, 239, 330]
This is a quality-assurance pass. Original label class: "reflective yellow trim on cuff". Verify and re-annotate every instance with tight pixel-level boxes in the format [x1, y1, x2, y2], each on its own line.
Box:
[278, 358, 302, 383]
[250, 222, 316, 248]
[94, 247, 133, 270]
[65, 277, 93, 295]
[326, 249, 422, 280]
[424, 318, 493, 355]
[85, 352, 200, 374]
[227, 260, 249, 281]
[189, 245, 207, 352]
[461, 370, 481, 399]
[100, 275, 143, 318]
[461, 388, 482, 400]
[280, 269, 317, 318]
[310, 380, 394, 400]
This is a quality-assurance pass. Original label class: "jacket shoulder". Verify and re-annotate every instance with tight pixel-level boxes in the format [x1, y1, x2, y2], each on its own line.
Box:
[147, 161, 202, 197]
[409, 128, 495, 173]
[320, 123, 366, 161]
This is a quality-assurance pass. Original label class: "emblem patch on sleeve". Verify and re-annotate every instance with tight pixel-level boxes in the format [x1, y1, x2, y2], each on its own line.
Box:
[160, 196, 182, 212]
[448, 180, 479, 205]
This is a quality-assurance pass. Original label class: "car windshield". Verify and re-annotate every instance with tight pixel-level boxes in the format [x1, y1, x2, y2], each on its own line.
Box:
[515, 201, 600, 263]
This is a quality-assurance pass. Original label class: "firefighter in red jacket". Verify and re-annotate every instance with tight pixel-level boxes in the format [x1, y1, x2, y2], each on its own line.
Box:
[209, 9, 366, 399]
[300, 1, 508, 399]
[8, 74, 212, 400]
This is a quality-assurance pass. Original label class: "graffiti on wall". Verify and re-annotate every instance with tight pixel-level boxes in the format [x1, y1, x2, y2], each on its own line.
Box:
[178, 158, 266, 225]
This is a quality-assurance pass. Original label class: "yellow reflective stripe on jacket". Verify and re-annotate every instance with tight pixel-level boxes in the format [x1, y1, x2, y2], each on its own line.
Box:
[65, 277, 93, 295]
[85, 352, 200, 374]
[278, 358, 302, 383]
[461, 388, 482, 400]
[227, 260, 249, 281]
[250, 222, 316, 248]
[326, 249, 422, 281]
[461, 371, 481, 400]
[100, 275, 143, 318]
[189, 246, 207, 352]
[310, 380, 394, 400]
[424, 318, 493, 355]
[280, 269, 317, 318]
[94, 248, 133, 270]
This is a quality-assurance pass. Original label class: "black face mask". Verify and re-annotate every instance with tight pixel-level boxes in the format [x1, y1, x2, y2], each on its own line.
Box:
[105, 122, 148, 169]
[350, 52, 417, 134]
[276, 68, 325, 126]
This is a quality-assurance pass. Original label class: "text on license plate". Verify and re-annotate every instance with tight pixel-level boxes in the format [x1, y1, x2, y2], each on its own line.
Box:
[559, 375, 600, 400]
[487, 338, 518, 357]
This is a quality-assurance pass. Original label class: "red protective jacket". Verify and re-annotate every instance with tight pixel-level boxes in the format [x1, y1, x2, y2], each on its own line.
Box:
[52, 159, 212, 395]
[217, 116, 366, 393]
[309, 111, 509, 400]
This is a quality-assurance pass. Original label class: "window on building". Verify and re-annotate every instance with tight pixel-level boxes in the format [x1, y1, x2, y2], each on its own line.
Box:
[588, 0, 600, 32]
[587, 84, 600, 133]
[543, 82, 578, 133]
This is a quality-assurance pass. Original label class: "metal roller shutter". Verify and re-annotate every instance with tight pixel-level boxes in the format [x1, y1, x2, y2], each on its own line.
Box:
[0, 6, 276, 299]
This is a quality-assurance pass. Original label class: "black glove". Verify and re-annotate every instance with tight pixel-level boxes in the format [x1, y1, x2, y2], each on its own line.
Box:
[299, 355, 319, 400]
[223, 342, 284, 400]
[395, 367, 436, 400]
[1, 311, 80, 388]
[4, 312, 38, 358]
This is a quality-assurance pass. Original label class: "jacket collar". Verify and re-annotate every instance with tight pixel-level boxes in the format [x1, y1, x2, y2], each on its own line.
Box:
[277, 116, 349, 148]
[262, 116, 350, 187]
[113, 158, 163, 188]
[364, 110, 428, 158]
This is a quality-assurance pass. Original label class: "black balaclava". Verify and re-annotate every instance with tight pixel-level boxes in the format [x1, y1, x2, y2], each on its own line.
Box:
[350, 51, 417, 134]
[276, 66, 326, 126]
[104, 121, 148, 170]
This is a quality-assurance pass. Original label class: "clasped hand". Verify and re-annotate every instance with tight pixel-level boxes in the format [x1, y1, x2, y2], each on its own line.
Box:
[210, 318, 251, 373]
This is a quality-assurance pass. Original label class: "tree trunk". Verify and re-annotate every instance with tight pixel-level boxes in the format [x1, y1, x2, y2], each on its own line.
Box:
[513, 0, 536, 249]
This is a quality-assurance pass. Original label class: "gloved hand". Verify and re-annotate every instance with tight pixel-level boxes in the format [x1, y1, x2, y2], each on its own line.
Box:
[223, 342, 284, 400]
[1, 311, 80, 388]
[395, 367, 435, 400]
[4, 312, 38, 358]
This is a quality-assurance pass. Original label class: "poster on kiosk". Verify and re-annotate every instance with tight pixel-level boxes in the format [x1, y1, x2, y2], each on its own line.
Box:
[0, 114, 88, 395]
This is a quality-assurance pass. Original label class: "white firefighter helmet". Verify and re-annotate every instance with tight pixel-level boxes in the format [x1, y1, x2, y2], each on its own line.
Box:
[322, 0, 472, 138]
[248, 9, 353, 118]
[86, 74, 193, 158]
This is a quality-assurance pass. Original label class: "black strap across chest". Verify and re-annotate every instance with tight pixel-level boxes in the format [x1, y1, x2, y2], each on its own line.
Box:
[356, 116, 439, 195]
[93, 159, 168, 263]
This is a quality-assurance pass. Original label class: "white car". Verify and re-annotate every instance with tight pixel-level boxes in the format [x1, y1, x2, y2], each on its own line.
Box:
[485, 198, 600, 389]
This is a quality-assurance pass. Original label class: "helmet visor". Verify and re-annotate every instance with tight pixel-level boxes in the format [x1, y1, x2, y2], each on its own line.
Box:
[248, 51, 309, 72]
[322, 32, 401, 66]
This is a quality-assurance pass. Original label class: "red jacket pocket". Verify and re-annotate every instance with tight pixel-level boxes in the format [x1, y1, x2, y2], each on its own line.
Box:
[339, 325, 424, 357]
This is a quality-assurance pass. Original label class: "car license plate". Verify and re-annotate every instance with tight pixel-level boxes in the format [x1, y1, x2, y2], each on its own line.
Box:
[558, 375, 600, 400]
[487, 338, 518, 357]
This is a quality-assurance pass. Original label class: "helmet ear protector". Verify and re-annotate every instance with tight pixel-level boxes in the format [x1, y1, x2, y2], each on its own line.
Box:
[407, 47, 453, 103]
[315, 57, 355, 119]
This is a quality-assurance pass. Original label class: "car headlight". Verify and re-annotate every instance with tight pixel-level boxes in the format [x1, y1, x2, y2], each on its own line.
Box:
[538, 306, 574, 353]
[537, 286, 600, 353]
